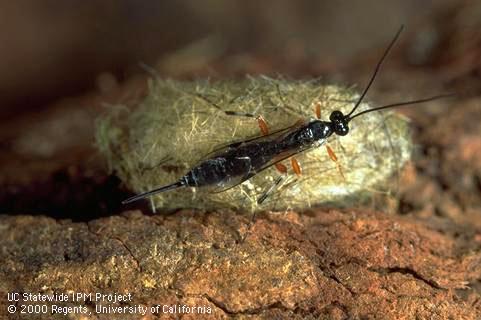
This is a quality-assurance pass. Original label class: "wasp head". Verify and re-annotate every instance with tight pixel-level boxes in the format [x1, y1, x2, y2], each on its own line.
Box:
[329, 110, 349, 136]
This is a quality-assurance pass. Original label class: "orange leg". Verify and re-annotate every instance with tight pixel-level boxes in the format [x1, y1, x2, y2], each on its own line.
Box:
[314, 101, 322, 119]
[326, 144, 337, 161]
[326, 145, 345, 180]
[291, 157, 302, 176]
[256, 115, 269, 135]
[275, 163, 288, 174]
[197, 93, 273, 136]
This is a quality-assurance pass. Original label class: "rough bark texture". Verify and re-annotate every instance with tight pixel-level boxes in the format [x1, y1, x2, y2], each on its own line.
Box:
[1, 208, 481, 319]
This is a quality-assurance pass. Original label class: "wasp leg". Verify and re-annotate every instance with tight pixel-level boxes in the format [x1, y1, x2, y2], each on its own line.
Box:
[139, 155, 172, 174]
[257, 175, 284, 206]
[291, 157, 302, 176]
[240, 175, 285, 243]
[326, 145, 346, 180]
[256, 115, 269, 135]
[314, 101, 322, 119]
[275, 163, 288, 174]
[221, 111, 270, 135]
[224, 112, 270, 135]
[196, 93, 271, 135]
[262, 157, 300, 206]
[259, 157, 302, 205]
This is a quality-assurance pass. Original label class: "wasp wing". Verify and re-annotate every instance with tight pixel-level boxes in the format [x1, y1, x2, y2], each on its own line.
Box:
[201, 120, 305, 160]
[206, 121, 322, 193]
[209, 142, 318, 194]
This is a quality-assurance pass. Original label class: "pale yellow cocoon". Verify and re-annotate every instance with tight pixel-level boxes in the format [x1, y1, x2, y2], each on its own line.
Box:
[96, 76, 411, 212]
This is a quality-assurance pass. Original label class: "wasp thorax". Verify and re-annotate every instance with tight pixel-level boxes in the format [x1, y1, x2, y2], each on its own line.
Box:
[308, 120, 333, 141]
[329, 110, 349, 136]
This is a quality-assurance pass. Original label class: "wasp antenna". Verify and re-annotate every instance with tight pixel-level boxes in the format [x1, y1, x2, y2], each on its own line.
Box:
[346, 25, 404, 119]
[348, 93, 456, 120]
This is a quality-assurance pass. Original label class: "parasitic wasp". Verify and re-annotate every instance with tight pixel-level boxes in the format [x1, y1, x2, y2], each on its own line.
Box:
[121, 25, 453, 206]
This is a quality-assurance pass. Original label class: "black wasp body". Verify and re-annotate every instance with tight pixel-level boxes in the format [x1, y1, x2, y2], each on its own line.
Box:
[122, 115, 348, 204]
[181, 116, 343, 189]
[121, 25, 451, 205]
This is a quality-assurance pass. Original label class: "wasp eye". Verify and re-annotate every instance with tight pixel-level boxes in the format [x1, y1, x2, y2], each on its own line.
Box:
[329, 110, 344, 122]
[329, 111, 349, 136]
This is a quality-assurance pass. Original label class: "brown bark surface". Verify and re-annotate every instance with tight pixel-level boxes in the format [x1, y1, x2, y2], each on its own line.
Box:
[1, 208, 480, 319]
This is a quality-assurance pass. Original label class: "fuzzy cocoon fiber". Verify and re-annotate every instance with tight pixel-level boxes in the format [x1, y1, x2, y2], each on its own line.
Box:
[96, 76, 411, 212]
